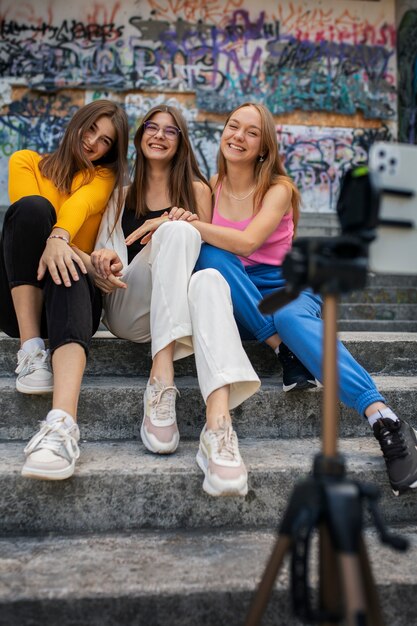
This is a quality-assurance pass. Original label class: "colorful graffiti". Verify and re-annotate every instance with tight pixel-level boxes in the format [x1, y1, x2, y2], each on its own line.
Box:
[0, 2, 396, 117]
[0, 94, 392, 212]
[0, 1, 400, 212]
[278, 124, 392, 211]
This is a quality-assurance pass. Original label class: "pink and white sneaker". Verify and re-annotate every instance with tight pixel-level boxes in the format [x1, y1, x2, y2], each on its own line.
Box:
[196, 420, 248, 497]
[140, 378, 180, 454]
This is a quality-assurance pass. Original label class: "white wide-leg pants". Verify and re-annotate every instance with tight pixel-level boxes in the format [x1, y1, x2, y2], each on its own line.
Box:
[102, 221, 260, 409]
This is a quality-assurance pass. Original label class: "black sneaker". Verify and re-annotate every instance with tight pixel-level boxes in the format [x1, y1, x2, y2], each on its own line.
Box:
[277, 343, 317, 392]
[373, 418, 417, 496]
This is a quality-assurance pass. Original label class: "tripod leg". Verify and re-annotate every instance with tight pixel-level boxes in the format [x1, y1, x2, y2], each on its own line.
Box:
[322, 294, 339, 458]
[319, 524, 343, 626]
[338, 553, 368, 626]
[244, 534, 292, 626]
[358, 538, 386, 626]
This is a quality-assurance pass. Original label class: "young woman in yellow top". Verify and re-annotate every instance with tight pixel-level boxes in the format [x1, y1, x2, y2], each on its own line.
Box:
[0, 99, 129, 480]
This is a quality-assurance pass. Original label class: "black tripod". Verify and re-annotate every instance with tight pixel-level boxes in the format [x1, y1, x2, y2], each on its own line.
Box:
[244, 259, 408, 626]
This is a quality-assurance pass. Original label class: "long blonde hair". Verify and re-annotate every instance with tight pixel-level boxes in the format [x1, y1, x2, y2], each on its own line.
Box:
[216, 102, 300, 233]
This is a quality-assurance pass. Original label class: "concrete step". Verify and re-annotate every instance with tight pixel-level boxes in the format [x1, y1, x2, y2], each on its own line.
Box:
[338, 303, 417, 321]
[1, 375, 417, 442]
[0, 525, 415, 626]
[297, 211, 339, 236]
[342, 286, 417, 304]
[338, 320, 417, 332]
[1, 438, 415, 536]
[1, 332, 416, 379]
[365, 273, 417, 287]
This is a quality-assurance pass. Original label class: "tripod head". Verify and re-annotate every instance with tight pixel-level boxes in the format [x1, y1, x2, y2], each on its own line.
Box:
[261, 140, 417, 313]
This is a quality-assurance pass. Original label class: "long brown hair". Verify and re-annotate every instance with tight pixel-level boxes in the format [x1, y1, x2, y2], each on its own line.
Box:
[216, 102, 300, 233]
[39, 99, 129, 209]
[126, 105, 209, 218]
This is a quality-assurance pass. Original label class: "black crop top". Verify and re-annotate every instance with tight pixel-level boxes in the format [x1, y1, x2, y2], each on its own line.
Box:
[122, 206, 170, 265]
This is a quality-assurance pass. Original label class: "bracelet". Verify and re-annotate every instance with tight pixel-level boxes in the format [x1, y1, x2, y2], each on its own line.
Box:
[47, 234, 70, 244]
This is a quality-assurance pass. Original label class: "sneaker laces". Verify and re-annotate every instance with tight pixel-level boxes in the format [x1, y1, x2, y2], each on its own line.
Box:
[15, 348, 50, 375]
[24, 420, 80, 460]
[213, 423, 240, 462]
[151, 383, 179, 422]
[375, 419, 407, 461]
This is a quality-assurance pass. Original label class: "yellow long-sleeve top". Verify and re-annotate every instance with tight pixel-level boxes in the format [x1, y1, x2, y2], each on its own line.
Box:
[8, 150, 116, 253]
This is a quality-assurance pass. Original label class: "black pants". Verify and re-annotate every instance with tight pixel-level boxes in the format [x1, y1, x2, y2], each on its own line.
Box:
[0, 196, 102, 355]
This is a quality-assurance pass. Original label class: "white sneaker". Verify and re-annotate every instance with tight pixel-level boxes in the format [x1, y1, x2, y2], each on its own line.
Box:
[15, 347, 53, 394]
[140, 378, 180, 454]
[196, 420, 248, 497]
[22, 410, 80, 480]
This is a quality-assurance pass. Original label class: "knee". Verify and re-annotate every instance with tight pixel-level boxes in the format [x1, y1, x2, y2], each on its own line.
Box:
[156, 219, 200, 246]
[274, 302, 298, 329]
[44, 266, 91, 296]
[189, 268, 230, 300]
[6, 196, 55, 228]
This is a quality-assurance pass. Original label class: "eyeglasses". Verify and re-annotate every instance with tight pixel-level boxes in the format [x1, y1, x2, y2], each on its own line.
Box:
[143, 121, 181, 140]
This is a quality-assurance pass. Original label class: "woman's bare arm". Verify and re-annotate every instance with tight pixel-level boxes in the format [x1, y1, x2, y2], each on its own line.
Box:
[189, 182, 292, 256]
[193, 180, 213, 223]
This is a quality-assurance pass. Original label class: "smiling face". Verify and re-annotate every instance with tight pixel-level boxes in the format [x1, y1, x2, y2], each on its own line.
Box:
[140, 111, 180, 163]
[81, 115, 116, 162]
[220, 105, 263, 166]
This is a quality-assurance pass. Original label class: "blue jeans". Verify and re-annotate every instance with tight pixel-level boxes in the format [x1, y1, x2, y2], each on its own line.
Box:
[195, 244, 385, 416]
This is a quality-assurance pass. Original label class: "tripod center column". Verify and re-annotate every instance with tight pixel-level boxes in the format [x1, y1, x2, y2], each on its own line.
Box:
[322, 294, 340, 457]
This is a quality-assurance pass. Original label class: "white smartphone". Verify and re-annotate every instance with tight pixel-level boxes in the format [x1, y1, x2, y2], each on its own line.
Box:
[368, 141, 417, 275]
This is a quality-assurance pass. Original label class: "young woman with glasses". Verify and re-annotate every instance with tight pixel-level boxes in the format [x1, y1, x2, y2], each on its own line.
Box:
[92, 105, 260, 497]
[0, 99, 129, 480]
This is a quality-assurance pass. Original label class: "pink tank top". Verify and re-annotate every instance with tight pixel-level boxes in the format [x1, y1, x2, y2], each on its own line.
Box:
[212, 184, 294, 267]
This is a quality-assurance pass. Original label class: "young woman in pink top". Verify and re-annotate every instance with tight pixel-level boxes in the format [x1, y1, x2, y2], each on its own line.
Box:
[170, 101, 415, 496]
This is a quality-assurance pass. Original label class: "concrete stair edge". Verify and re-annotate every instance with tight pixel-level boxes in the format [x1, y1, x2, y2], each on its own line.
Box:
[0, 332, 416, 379]
[0, 439, 415, 535]
[0, 526, 415, 626]
[338, 302, 417, 321]
[338, 320, 417, 331]
[1, 375, 416, 441]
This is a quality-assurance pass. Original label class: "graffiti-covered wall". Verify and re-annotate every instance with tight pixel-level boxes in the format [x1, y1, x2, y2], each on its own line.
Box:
[397, 0, 417, 143]
[0, 0, 402, 212]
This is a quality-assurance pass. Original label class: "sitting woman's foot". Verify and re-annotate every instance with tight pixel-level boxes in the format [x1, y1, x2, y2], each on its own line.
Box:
[140, 378, 180, 454]
[277, 343, 317, 392]
[22, 409, 79, 480]
[15, 346, 53, 394]
[196, 417, 248, 497]
[372, 417, 417, 496]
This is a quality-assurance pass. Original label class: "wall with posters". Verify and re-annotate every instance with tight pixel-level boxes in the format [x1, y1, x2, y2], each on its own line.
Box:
[0, 0, 402, 212]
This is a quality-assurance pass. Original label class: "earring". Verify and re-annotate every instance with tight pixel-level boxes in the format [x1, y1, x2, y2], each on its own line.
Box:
[259, 155, 265, 162]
